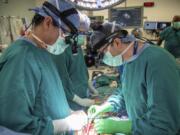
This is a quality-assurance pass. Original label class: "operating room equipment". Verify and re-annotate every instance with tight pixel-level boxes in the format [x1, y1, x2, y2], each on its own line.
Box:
[68, 0, 125, 11]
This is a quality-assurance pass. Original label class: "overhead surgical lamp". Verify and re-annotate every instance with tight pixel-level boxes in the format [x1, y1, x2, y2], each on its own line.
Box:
[68, 0, 125, 11]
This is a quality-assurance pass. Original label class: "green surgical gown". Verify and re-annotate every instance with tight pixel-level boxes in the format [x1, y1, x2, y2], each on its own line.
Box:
[160, 27, 180, 58]
[0, 38, 71, 135]
[51, 46, 89, 110]
[108, 44, 180, 135]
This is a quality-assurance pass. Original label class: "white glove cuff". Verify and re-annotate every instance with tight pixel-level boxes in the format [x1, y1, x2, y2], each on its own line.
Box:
[73, 94, 81, 102]
[52, 119, 70, 134]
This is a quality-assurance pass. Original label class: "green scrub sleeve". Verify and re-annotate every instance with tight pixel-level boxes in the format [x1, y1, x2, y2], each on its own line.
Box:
[66, 47, 89, 98]
[64, 74, 76, 100]
[107, 87, 126, 113]
[51, 51, 75, 101]
[0, 54, 54, 135]
[159, 27, 171, 40]
[63, 49, 76, 100]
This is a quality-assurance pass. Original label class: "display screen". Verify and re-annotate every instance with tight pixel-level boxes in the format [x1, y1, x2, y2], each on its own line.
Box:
[109, 7, 143, 28]
[157, 22, 171, 30]
[144, 21, 171, 30]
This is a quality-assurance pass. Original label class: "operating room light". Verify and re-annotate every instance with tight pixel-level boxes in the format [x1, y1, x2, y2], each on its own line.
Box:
[68, 0, 125, 10]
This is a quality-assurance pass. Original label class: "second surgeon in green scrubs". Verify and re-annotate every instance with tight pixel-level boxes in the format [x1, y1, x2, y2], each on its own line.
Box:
[52, 13, 97, 110]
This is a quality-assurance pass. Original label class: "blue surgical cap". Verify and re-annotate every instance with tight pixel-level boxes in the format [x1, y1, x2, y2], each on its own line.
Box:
[121, 35, 136, 43]
[30, 0, 80, 33]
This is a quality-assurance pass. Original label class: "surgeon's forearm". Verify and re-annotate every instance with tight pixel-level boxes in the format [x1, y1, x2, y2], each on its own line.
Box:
[107, 87, 127, 113]
[101, 102, 114, 113]
[88, 81, 98, 94]
[73, 94, 95, 107]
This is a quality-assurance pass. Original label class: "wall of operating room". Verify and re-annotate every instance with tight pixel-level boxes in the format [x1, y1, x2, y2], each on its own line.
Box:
[1, 0, 180, 22]
[92, 0, 180, 22]
[0, 0, 35, 19]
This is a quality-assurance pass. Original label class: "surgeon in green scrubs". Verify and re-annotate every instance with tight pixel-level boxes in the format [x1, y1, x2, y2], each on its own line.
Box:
[0, 0, 87, 135]
[51, 13, 97, 111]
[158, 15, 180, 58]
[88, 22, 180, 135]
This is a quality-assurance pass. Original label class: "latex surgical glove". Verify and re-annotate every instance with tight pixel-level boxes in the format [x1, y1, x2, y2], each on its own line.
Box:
[73, 94, 95, 107]
[53, 111, 87, 134]
[94, 117, 132, 134]
[88, 102, 113, 119]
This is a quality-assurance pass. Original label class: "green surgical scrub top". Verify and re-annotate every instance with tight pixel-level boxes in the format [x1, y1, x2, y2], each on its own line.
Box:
[108, 44, 180, 135]
[0, 38, 71, 135]
[160, 27, 180, 58]
[51, 46, 89, 110]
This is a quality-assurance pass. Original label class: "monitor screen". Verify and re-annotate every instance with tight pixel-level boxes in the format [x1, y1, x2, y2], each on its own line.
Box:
[144, 21, 171, 30]
[157, 22, 171, 30]
[109, 7, 143, 28]
[144, 22, 157, 30]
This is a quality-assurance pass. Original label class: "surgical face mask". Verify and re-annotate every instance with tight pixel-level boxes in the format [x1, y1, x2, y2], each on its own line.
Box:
[46, 38, 69, 55]
[103, 51, 123, 66]
[102, 42, 134, 67]
[31, 33, 68, 55]
[76, 35, 86, 46]
[172, 22, 180, 29]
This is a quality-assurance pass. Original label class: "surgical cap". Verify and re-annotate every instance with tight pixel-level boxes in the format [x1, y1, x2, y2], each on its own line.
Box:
[90, 22, 121, 49]
[90, 22, 136, 51]
[98, 22, 122, 36]
[172, 15, 180, 22]
[90, 31, 106, 50]
[30, 0, 80, 33]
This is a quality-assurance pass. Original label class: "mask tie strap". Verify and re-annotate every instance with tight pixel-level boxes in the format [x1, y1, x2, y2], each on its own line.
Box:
[133, 41, 138, 55]
[121, 41, 134, 56]
[31, 33, 47, 49]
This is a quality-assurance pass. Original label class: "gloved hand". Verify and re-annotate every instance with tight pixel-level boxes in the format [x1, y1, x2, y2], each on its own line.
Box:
[88, 103, 113, 119]
[53, 111, 87, 134]
[94, 117, 132, 134]
[73, 95, 95, 107]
